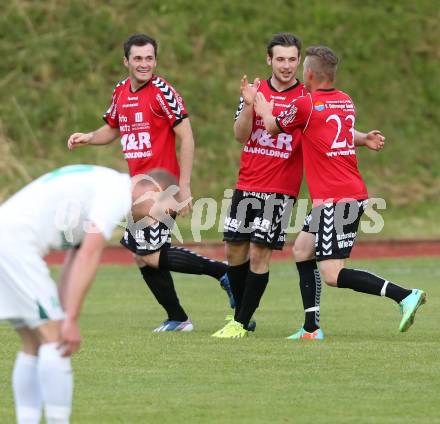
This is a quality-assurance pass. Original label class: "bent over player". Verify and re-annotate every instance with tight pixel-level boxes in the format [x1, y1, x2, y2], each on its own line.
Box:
[255, 45, 426, 336]
[68, 34, 234, 332]
[0, 165, 176, 424]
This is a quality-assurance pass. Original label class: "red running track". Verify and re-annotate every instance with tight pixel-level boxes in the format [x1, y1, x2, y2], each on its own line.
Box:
[45, 241, 440, 265]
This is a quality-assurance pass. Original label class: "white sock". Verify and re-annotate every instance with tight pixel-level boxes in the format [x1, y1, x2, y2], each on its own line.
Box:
[12, 352, 42, 424]
[38, 343, 73, 424]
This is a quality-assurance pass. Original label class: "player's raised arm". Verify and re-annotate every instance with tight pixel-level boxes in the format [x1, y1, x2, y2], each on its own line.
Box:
[233, 75, 260, 143]
[173, 118, 194, 217]
[67, 124, 119, 150]
[59, 227, 106, 356]
[354, 129, 386, 151]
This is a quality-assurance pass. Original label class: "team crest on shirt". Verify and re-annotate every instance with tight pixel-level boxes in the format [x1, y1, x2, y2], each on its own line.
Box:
[314, 101, 325, 111]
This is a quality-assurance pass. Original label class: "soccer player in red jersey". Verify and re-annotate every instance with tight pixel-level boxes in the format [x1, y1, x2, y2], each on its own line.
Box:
[213, 34, 384, 339]
[255, 46, 426, 337]
[212, 33, 305, 338]
[67, 34, 234, 332]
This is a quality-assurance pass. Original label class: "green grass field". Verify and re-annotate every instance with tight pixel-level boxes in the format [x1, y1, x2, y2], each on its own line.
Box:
[1, 258, 439, 423]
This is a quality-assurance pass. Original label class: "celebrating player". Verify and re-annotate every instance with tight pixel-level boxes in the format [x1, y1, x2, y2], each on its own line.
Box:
[212, 33, 305, 338]
[0, 165, 178, 424]
[254, 45, 426, 336]
[67, 34, 234, 332]
[213, 34, 384, 339]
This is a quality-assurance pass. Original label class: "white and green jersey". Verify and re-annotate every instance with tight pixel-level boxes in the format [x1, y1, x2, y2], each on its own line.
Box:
[0, 165, 131, 256]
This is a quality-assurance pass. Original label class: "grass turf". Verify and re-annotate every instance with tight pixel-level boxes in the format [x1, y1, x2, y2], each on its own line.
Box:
[0, 258, 439, 423]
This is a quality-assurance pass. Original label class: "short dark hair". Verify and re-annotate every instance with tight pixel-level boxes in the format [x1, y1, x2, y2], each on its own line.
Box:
[304, 45, 339, 82]
[267, 33, 302, 58]
[124, 34, 158, 59]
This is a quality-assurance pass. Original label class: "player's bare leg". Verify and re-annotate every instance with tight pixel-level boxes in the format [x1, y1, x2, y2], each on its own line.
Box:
[249, 243, 272, 273]
[135, 251, 160, 268]
[293, 231, 315, 262]
[225, 240, 249, 266]
[318, 258, 345, 287]
[16, 326, 40, 355]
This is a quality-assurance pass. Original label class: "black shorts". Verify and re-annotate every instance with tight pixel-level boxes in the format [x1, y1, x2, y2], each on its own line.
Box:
[120, 220, 172, 256]
[223, 189, 295, 250]
[303, 200, 368, 261]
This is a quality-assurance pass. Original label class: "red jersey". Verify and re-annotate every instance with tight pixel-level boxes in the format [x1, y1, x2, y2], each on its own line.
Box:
[276, 88, 368, 205]
[103, 76, 188, 178]
[235, 79, 306, 197]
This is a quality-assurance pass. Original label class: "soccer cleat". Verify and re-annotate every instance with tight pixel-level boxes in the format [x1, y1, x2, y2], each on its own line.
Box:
[286, 327, 325, 340]
[219, 273, 236, 309]
[224, 314, 256, 332]
[153, 318, 194, 332]
[399, 289, 426, 332]
[211, 319, 248, 338]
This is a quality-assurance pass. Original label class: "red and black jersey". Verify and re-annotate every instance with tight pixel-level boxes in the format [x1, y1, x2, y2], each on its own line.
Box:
[235, 79, 306, 197]
[276, 88, 368, 205]
[103, 76, 188, 178]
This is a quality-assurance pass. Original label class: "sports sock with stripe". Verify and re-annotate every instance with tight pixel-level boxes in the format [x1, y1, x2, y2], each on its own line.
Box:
[296, 260, 321, 332]
[337, 268, 411, 303]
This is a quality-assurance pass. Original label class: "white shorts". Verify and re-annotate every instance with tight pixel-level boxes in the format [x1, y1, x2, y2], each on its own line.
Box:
[0, 243, 64, 329]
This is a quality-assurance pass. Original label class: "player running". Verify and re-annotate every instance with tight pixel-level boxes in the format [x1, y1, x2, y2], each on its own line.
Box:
[67, 34, 234, 332]
[0, 165, 177, 424]
[255, 45, 426, 338]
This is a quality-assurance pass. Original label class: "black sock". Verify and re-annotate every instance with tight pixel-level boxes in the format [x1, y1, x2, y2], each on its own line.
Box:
[296, 260, 321, 332]
[139, 265, 188, 321]
[337, 268, 411, 303]
[236, 271, 269, 329]
[159, 246, 227, 280]
[228, 261, 250, 314]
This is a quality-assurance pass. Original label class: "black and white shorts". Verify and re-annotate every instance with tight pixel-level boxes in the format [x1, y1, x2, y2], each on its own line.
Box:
[223, 189, 295, 250]
[303, 200, 368, 261]
[120, 220, 172, 256]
